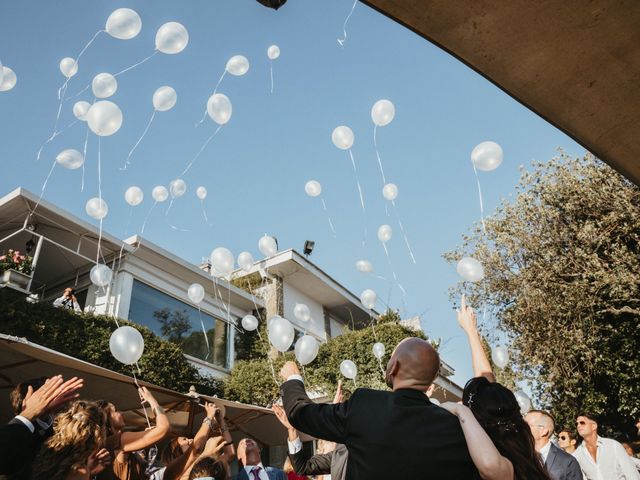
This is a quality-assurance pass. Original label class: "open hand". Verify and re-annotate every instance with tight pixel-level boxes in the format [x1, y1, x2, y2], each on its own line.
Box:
[272, 404, 293, 430]
[21, 375, 83, 420]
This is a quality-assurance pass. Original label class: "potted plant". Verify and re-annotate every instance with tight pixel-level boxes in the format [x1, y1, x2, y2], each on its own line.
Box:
[0, 249, 34, 290]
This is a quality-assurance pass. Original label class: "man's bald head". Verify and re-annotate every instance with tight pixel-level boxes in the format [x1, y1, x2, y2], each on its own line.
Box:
[385, 337, 440, 391]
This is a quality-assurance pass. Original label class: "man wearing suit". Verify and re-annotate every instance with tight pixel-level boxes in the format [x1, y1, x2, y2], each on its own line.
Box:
[280, 337, 476, 480]
[0, 375, 83, 477]
[525, 410, 582, 480]
[235, 437, 286, 480]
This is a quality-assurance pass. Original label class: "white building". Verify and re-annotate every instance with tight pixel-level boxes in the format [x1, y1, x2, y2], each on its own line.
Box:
[0, 187, 463, 401]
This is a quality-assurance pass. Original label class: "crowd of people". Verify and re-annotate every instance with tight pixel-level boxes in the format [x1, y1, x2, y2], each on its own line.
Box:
[1, 296, 639, 479]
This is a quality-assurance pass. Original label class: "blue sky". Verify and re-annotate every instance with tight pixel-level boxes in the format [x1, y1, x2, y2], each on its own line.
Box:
[0, 0, 585, 386]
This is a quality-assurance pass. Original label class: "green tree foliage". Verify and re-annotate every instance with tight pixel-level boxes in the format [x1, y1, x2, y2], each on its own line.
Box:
[0, 289, 222, 396]
[444, 153, 640, 435]
[224, 315, 432, 407]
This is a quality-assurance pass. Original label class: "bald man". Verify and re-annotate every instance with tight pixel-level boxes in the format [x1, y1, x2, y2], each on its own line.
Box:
[279, 337, 475, 480]
[525, 410, 582, 480]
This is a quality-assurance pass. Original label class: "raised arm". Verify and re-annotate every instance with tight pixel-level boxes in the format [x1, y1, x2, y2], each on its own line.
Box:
[457, 295, 495, 382]
[120, 387, 170, 452]
[440, 402, 514, 480]
[280, 362, 350, 443]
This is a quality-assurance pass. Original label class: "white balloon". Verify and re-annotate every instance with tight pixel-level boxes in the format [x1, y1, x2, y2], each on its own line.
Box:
[377, 224, 393, 243]
[514, 390, 532, 415]
[242, 314, 259, 331]
[86, 100, 123, 136]
[206, 93, 232, 125]
[90, 263, 113, 287]
[304, 180, 322, 197]
[267, 315, 281, 329]
[295, 335, 320, 365]
[85, 197, 108, 220]
[0, 66, 17, 92]
[293, 303, 311, 322]
[237, 252, 254, 273]
[267, 45, 280, 60]
[371, 99, 395, 127]
[106, 8, 142, 40]
[360, 289, 377, 310]
[109, 326, 145, 365]
[188, 283, 205, 304]
[268, 316, 295, 352]
[92, 73, 117, 99]
[471, 141, 503, 172]
[210, 247, 234, 276]
[331, 126, 354, 150]
[124, 186, 144, 206]
[355, 260, 373, 274]
[226, 55, 250, 76]
[340, 359, 357, 379]
[196, 186, 207, 200]
[258, 235, 278, 257]
[372, 342, 385, 360]
[456, 257, 485, 282]
[153, 86, 177, 111]
[152, 185, 169, 202]
[59, 57, 78, 78]
[169, 179, 187, 198]
[382, 183, 398, 201]
[155, 22, 189, 54]
[73, 101, 91, 121]
[55, 149, 84, 170]
[491, 345, 510, 369]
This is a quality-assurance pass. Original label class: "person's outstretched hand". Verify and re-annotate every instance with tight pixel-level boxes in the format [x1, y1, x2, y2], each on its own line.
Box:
[272, 404, 293, 430]
[279, 361, 301, 381]
[21, 375, 83, 420]
[457, 294, 478, 335]
[332, 380, 344, 404]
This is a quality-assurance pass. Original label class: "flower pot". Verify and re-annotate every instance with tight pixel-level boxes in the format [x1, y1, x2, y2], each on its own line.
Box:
[1, 269, 32, 290]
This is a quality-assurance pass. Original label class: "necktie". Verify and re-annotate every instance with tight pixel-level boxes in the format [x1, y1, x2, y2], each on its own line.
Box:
[251, 466, 262, 480]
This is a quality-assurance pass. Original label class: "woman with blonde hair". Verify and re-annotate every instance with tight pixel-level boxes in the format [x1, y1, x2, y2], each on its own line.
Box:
[31, 400, 108, 480]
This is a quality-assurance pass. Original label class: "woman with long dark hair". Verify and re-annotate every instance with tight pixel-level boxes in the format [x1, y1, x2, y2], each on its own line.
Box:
[441, 296, 551, 480]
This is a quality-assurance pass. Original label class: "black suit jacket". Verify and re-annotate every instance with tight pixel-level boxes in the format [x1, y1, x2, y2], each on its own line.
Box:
[281, 379, 475, 480]
[0, 418, 40, 476]
[290, 442, 348, 480]
[545, 443, 583, 480]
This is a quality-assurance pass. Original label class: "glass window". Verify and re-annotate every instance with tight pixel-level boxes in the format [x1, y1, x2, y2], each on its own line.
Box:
[128, 280, 228, 369]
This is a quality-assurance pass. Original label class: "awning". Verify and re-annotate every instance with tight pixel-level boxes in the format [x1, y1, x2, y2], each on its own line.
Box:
[0, 334, 292, 445]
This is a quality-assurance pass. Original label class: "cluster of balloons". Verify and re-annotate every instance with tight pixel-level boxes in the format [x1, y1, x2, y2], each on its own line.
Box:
[456, 257, 485, 283]
[109, 325, 145, 365]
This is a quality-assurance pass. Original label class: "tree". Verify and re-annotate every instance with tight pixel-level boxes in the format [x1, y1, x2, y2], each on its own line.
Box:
[154, 307, 191, 343]
[444, 153, 640, 436]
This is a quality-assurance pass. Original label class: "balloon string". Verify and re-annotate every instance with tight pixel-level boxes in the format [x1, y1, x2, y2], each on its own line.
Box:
[179, 125, 223, 177]
[32, 160, 57, 216]
[35, 114, 79, 163]
[200, 199, 211, 225]
[165, 198, 191, 232]
[196, 70, 227, 127]
[211, 279, 242, 333]
[122, 110, 156, 170]
[348, 149, 367, 246]
[198, 306, 211, 359]
[257, 329, 281, 388]
[81, 126, 90, 192]
[381, 242, 407, 313]
[337, 0, 358, 47]
[472, 162, 487, 235]
[320, 198, 337, 237]
[131, 368, 152, 428]
[140, 202, 157, 237]
[269, 61, 274, 94]
[96, 137, 103, 264]
[58, 29, 104, 99]
[373, 125, 387, 185]
[114, 50, 159, 77]
[391, 200, 417, 264]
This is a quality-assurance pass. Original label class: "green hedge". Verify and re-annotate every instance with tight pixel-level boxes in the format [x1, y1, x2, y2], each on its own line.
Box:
[0, 289, 222, 396]
[224, 318, 432, 406]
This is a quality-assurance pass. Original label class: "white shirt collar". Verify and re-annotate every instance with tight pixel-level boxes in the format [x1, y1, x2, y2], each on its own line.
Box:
[244, 462, 265, 475]
[539, 441, 552, 462]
